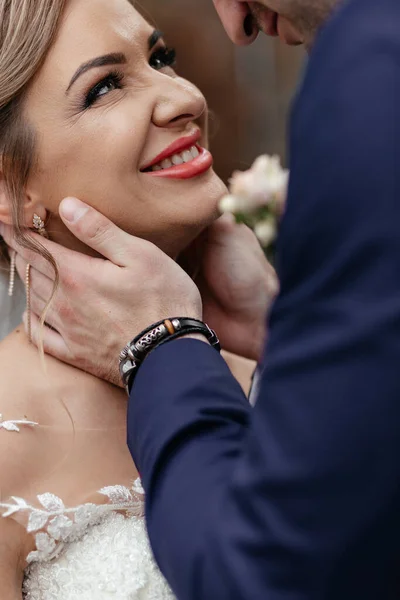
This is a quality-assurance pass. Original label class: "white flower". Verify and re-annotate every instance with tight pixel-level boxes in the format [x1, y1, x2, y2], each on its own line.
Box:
[47, 515, 73, 541]
[221, 155, 289, 215]
[219, 194, 242, 214]
[254, 220, 277, 247]
[270, 185, 288, 217]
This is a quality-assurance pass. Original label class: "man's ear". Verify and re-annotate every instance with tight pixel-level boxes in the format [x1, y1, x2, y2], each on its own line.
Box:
[0, 161, 46, 228]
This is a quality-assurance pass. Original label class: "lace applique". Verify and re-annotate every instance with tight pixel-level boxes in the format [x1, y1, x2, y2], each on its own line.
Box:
[23, 511, 175, 600]
[0, 413, 38, 432]
[0, 479, 145, 564]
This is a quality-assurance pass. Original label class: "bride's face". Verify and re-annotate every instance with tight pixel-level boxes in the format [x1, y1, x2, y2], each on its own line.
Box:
[23, 0, 226, 257]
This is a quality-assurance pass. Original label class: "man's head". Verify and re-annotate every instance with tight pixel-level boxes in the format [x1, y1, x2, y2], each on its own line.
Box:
[213, 0, 340, 49]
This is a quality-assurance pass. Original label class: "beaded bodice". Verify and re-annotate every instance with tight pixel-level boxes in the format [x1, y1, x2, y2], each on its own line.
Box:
[22, 510, 174, 599]
[0, 418, 175, 600]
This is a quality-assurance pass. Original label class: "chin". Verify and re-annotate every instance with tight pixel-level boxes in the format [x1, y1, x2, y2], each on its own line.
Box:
[188, 170, 227, 230]
[159, 172, 227, 257]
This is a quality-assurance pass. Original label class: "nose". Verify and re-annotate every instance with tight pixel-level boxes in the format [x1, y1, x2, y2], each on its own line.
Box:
[152, 75, 207, 130]
[213, 0, 259, 45]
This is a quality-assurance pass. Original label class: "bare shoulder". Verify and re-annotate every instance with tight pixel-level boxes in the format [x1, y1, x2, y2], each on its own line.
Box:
[0, 328, 51, 498]
[0, 330, 50, 585]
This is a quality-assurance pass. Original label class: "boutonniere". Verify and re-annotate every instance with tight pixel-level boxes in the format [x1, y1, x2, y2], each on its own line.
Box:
[219, 155, 288, 249]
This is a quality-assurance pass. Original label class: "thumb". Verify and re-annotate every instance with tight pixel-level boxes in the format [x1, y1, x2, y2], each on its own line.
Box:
[206, 213, 237, 246]
[212, 212, 236, 233]
[59, 197, 136, 265]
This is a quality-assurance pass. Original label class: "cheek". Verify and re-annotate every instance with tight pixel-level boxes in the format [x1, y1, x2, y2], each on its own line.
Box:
[33, 105, 149, 217]
[29, 100, 226, 256]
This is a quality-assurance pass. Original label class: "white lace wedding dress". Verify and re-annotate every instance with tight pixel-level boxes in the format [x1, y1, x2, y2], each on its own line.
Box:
[0, 416, 175, 600]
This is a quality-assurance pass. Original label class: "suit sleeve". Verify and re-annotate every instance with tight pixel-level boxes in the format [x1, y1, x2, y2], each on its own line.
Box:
[128, 0, 400, 597]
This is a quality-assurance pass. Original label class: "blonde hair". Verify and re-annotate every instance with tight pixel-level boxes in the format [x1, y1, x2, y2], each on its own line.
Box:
[0, 1, 83, 453]
[0, 0, 66, 279]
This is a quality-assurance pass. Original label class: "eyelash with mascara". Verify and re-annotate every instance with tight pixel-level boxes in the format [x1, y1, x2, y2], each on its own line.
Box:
[82, 46, 177, 110]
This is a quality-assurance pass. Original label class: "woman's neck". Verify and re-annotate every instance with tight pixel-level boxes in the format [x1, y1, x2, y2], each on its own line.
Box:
[0, 326, 127, 427]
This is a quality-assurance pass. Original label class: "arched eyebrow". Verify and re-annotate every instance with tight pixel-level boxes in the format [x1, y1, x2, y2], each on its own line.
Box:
[66, 29, 164, 95]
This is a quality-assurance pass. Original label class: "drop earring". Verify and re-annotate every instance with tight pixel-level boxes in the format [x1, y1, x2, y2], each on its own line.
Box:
[25, 263, 32, 343]
[8, 251, 16, 297]
[32, 214, 48, 238]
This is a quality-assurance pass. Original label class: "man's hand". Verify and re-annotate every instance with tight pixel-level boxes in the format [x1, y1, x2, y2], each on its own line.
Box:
[0, 197, 202, 386]
[179, 214, 278, 362]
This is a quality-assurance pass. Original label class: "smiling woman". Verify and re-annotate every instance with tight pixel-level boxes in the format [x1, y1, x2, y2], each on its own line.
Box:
[0, 0, 228, 598]
[5, 0, 226, 259]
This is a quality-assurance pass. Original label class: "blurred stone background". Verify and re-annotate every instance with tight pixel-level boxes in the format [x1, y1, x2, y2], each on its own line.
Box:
[139, 0, 305, 182]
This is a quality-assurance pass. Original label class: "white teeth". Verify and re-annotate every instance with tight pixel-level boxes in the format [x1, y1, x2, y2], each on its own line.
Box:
[182, 150, 193, 163]
[150, 146, 201, 172]
[171, 154, 184, 165]
[161, 158, 172, 169]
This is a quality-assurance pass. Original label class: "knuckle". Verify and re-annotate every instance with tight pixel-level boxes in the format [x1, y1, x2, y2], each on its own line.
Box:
[84, 215, 113, 246]
[60, 267, 81, 294]
[133, 242, 159, 278]
[130, 237, 152, 260]
[57, 300, 75, 323]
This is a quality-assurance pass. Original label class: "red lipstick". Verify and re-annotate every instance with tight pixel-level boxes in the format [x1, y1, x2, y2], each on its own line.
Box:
[148, 146, 213, 180]
[140, 130, 213, 180]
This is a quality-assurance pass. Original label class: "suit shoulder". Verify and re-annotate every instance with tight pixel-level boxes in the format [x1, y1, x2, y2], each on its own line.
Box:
[314, 0, 400, 61]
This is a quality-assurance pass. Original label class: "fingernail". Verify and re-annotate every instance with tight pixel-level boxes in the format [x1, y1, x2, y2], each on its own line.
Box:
[244, 14, 254, 37]
[60, 197, 89, 223]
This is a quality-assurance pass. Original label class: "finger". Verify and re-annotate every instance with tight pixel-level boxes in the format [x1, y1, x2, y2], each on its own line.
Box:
[59, 197, 142, 265]
[28, 278, 68, 333]
[15, 253, 54, 303]
[32, 273, 56, 306]
[1, 227, 58, 279]
[212, 213, 236, 233]
[14, 251, 27, 282]
[24, 311, 73, 362]
[206, 214, 240, 248]
[2, 218, 99, 285]
[29, 286, 49, 321]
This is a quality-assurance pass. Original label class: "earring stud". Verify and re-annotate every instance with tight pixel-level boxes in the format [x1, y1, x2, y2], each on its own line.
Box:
[32, 214, 48, 238]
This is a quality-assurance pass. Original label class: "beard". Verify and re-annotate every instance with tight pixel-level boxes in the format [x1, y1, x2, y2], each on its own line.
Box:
[248, 3, 275, 32]
[247, 0, 341, 46]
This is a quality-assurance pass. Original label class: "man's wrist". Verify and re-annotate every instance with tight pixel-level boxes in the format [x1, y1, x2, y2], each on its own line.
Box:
[180, 333, 211, 345]
[121, 318, 219, 393]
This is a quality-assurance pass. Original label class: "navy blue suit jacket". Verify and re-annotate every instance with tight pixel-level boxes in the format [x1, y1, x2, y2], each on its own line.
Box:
[128, 0, 400, 596]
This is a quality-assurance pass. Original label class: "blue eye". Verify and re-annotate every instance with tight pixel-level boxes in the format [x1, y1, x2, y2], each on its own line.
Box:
[84, 71, 124, 109]
[149, 47, 176, 71]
